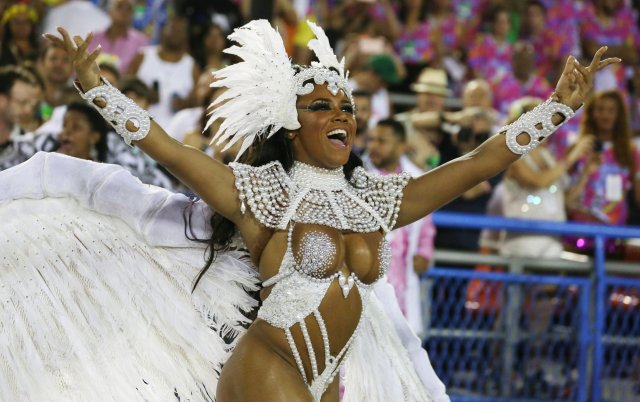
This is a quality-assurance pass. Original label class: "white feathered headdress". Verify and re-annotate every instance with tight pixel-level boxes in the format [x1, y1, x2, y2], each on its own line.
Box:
[205, 20, 352, 160]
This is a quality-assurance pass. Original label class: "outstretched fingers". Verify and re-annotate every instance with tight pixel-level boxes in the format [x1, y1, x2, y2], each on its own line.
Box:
[588, 46, 621, 72]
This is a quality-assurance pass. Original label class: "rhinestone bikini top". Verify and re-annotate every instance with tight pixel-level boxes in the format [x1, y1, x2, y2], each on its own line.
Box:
[229, 161, 410, 233]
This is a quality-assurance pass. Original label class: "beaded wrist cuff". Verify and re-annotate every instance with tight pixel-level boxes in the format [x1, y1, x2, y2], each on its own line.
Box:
[74, 78, 151, 146]
[498, 97, 575, 155]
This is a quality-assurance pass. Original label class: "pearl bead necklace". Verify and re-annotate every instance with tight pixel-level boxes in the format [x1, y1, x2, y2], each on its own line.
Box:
[230, 160, 410, 234]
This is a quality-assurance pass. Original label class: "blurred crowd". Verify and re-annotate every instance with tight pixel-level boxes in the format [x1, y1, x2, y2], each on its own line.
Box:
[1, 0, 640, 265]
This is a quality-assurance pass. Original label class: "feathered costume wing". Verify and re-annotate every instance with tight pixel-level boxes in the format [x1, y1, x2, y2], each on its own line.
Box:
[0, 153, 259, 401]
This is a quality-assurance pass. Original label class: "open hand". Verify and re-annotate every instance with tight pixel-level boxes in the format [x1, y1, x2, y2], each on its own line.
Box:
[43, 27, 102, 90]
[554, 47, 620, 111]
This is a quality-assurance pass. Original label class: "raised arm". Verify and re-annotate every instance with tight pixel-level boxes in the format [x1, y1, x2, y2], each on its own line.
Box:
[44, 28, 243, 223]
[395, 48, 620, 228]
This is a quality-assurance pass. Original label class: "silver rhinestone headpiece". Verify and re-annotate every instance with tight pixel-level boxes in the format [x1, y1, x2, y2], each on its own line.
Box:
[294, 65, 354, 106]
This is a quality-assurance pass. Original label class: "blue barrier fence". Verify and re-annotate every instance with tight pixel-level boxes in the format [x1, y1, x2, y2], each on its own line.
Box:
[423, 212, 640, 402]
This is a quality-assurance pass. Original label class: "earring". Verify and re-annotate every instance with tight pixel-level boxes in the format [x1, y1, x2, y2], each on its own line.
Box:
[287, 132, 295, 139]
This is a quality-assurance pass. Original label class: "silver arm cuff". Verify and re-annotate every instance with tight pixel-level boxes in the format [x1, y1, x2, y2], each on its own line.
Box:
[498, 97, 575, 155]
[74, 78, 151, 146]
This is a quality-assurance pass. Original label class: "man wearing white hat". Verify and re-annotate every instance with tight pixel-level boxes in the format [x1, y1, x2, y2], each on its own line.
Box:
[395, 68, 454, 171]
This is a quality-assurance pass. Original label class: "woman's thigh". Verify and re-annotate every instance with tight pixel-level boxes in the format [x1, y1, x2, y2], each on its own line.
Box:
[216, 334, 315, 402]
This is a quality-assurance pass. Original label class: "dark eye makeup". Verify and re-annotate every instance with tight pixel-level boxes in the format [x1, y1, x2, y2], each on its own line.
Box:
[298, 99, 355, 114]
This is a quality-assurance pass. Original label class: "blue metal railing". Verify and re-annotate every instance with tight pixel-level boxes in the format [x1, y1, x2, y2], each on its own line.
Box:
[423, 212, 640, 402]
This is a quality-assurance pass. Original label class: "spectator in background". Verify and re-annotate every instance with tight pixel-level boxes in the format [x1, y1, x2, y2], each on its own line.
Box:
[38, 42, 76, 109]
[396, 68, 453, 171]
[349, 53, 403, 127]
[544, 0, 585, 60]
[461, 78, 499, 122]
[0, 67, 55, 171]
[363, 118, 436, 334]
[181, 85, 223, 155]
[0, 67, 18, 143]
[426, 0, 466, 90]
[97, 61, 120, 87]
[56, 101, 109, 162]
[180, 84, 244, 164]
[566, 90, 640, 254]
[0, 2, 40, 67]
[492, 41, 553, 115]
[520, 0, 571, 83]
[91, 0, 149, 74]
[499, 97, 592, 258]
[0, 65, 42, 139]
[453, 0, 490, 44]
[195, 23, 229, 72]
[468, 5, 513, 86]
[166, 70, 215, 143]
[272, 0, 299, 60]
[393, 0, 435, 86]
[434, 111, 496, 252]
[32, 42, 78, 137]
[329, 0, 400, 46]
[580, 0, 638, 92]
[630, 65, 640, 138]
[120, 76, 150, 110]
[405, 77, 501, 172]
[341, 1, 403, 74]
[352, 89, 373, 156]
[129, 14, 199, 128]
[41, 0, 110, 38]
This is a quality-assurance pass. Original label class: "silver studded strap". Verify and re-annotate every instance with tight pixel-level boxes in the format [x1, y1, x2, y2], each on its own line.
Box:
[74, 78, 151, 146]
[499, 96, 575, 155]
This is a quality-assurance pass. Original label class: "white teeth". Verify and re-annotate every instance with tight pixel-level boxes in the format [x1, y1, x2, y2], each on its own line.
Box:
[326, 129, 347, 136]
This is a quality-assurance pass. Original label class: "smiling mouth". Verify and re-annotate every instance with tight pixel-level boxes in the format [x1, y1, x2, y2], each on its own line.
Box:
[326, 129, 348, 147]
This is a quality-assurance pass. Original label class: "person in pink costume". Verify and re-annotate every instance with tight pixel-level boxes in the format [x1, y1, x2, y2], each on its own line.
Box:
[493, 42, 554, 115]
[468, 6, 513, 86]
[364, 118, 436, 334]
[580, 0, 639, 92]
[90, 0, 149, 73]
[520, 0, 572, 83]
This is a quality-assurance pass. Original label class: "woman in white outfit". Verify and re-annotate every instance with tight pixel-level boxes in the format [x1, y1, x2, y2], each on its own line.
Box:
[0, 19, 616, 402]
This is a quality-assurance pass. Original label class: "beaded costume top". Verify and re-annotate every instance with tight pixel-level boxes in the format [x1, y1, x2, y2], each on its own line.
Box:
[229, 161, 410, 400]
[230, 160, 410, 233]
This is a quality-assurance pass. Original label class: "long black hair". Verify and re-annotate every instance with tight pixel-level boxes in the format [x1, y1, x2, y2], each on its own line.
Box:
[188, 128, 363, 291]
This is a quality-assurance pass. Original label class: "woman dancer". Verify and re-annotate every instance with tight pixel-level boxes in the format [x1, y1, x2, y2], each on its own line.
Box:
[3, 19, 617, 402]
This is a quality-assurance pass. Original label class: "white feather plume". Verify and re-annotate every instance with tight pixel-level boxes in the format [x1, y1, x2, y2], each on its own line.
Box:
[306, 20, 346, 77]
[205, 19, 299, 160]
